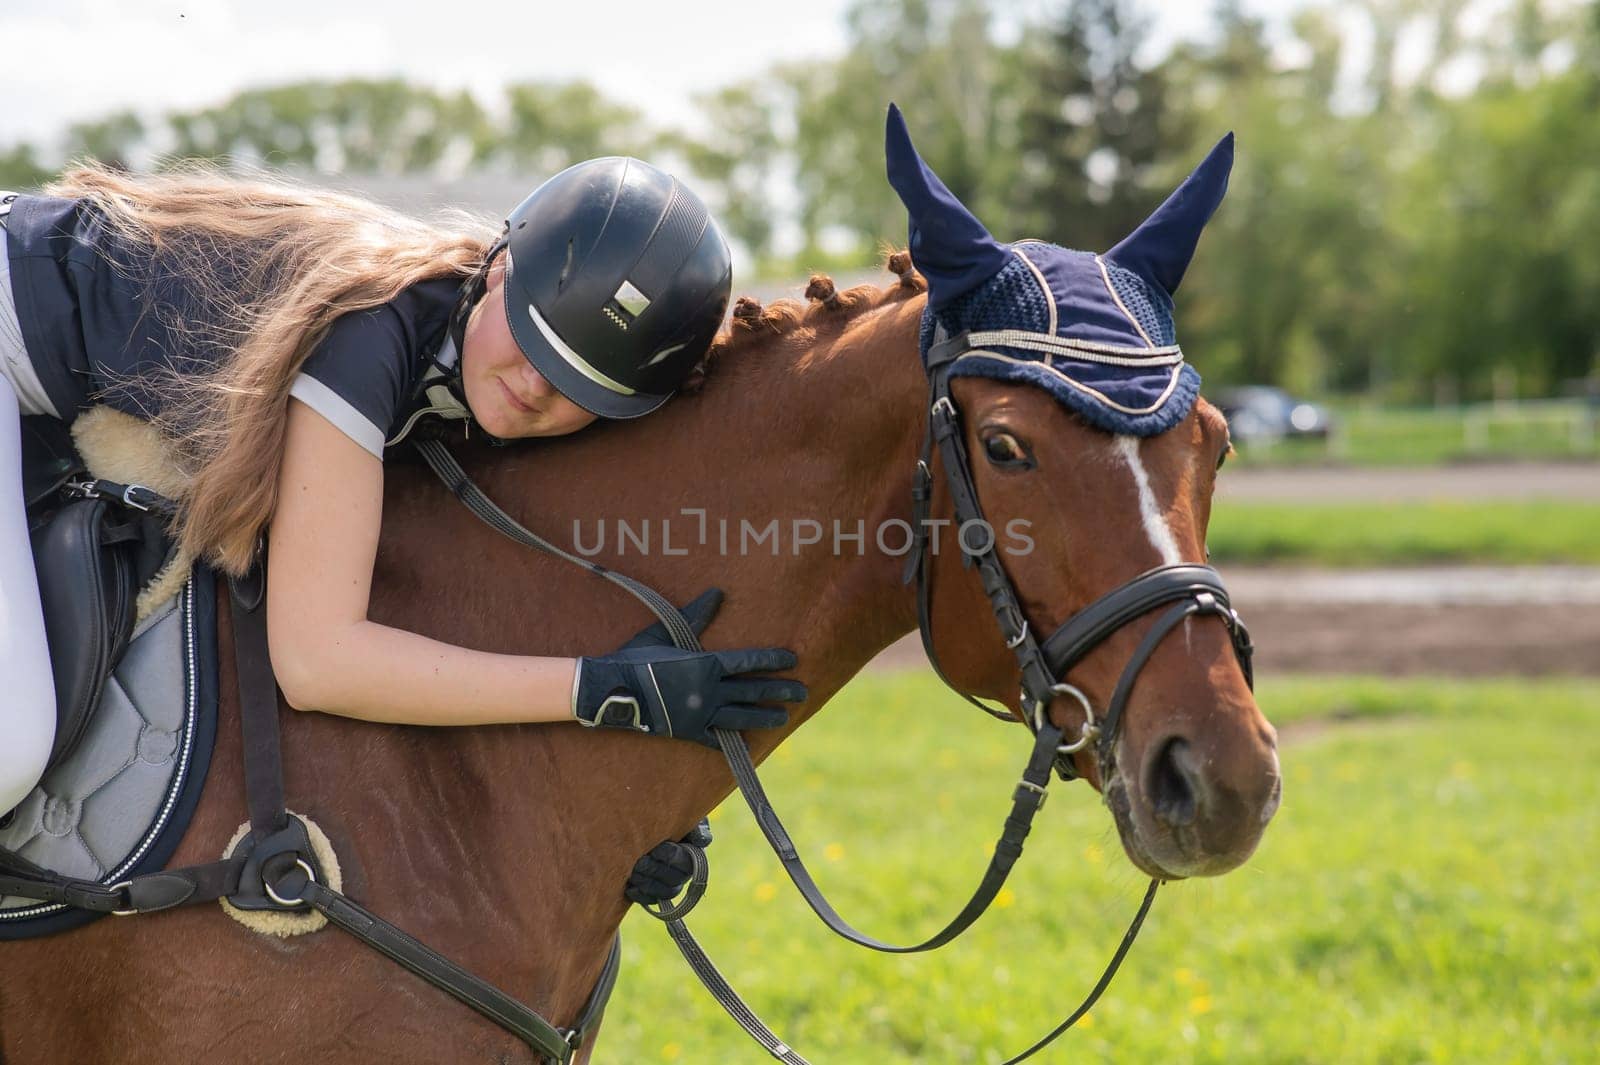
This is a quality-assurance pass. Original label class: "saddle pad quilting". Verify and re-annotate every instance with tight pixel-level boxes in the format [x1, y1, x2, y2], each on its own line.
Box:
[0, 566, 218, 938]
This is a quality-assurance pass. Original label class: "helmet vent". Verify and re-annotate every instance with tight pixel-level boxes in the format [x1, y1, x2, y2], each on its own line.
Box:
[558, 238, 575, 291]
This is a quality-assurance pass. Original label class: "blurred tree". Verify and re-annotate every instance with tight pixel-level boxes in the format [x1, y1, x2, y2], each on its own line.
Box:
[500, 81, 650, 176]
[665, 81, 785, 264]
[783, 0, 1010, 263]
[166, 79, 492, 173]
[0, 143, 53, 189]
[4, 1, 1595, 401]
[1159, 5, 1363, 390]
[1003, 0, 1178, 252]
[1398, 66, 1600, 398]
[63, 110, 146, 170]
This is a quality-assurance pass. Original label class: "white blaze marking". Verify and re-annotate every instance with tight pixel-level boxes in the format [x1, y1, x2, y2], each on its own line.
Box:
[1115, 436, 1182, 565]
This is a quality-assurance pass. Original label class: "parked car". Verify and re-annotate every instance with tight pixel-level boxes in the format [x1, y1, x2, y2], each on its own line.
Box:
[1210, 386, 1335, 444]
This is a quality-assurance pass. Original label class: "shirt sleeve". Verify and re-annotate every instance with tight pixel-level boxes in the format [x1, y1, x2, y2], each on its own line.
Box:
[289, 306, 414, 459]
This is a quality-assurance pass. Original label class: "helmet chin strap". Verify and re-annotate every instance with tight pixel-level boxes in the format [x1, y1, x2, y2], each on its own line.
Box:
[389, 237, 511, 449]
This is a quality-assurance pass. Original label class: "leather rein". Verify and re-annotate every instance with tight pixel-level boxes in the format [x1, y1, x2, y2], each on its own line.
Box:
[398, 323, 1256, 1062]
[0, 322, 1254, 1063]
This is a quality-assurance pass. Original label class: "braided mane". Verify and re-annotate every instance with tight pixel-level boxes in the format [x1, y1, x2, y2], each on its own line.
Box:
[684, 250, 926, 392]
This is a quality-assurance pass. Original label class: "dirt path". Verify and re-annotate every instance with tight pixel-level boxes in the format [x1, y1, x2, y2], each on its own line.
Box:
[1217, 462, 1600, 503]
[865, 565, 1600, 677]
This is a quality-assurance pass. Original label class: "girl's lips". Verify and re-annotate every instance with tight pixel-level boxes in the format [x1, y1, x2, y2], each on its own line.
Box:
[498, 377, 535, 414]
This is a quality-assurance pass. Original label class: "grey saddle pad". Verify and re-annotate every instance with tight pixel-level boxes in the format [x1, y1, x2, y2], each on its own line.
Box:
[0, 567, 218, 938]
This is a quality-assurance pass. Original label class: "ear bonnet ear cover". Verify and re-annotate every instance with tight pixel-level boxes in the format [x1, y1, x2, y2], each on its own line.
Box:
[887, 104, 1233, 437]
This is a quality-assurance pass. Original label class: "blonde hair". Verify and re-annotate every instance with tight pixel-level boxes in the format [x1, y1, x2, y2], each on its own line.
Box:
[46, 162, 499, 575]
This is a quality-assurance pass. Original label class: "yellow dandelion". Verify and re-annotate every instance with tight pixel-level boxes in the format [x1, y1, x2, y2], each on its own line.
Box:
[1189, 995, 1213, 1016]
[995, 888, 1016, 909]
[1334, 763, 1358, 782]
[754, 882, 778, 903]
[823, 843, 846, 862]
[1174, 967, 1195, 986]
[1450, 760, 1473, 779]
[707, 808, 722, 823]
[662, 1042, 683, 1060]
[1083, 843, 1104, 866]
[1077, 1012, 1094, 1029]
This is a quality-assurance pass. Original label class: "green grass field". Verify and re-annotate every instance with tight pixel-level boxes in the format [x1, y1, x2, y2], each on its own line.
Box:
[1206, 501, 1600, 566]
[603, 673, 1599, 1064]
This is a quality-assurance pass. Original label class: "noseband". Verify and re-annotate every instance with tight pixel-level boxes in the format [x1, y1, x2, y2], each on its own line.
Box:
[905, 326, 1256, 782]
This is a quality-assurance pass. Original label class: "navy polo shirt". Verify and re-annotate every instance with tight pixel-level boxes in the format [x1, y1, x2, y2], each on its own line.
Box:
[3, 193, 458, 458]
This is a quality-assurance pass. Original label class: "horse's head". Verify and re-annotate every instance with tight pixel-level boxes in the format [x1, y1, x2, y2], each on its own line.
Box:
[887, 105, 1279, 879]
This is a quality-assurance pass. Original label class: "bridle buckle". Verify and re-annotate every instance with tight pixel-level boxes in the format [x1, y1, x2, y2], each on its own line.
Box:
[1004, 620, 1030, 650]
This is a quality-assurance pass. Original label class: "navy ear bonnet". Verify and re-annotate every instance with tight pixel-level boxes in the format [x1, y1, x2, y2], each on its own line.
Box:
[887, 103, 1232, 438]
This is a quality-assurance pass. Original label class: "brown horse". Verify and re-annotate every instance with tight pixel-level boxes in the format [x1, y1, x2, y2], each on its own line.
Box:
[0, 264, 1279, 1063]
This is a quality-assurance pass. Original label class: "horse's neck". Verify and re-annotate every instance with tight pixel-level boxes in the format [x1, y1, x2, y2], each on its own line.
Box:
[380, 296, 932, 699]
[351, 297, 932, 1004]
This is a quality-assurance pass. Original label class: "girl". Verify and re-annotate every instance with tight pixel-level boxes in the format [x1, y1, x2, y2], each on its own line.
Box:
[0, 157, 806, 815]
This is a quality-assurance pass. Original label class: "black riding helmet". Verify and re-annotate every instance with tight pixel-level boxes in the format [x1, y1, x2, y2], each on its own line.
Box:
[487, 157, 732, 420]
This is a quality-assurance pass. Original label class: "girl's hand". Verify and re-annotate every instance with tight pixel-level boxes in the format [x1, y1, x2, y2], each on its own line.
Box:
[571, 588, 806, 747]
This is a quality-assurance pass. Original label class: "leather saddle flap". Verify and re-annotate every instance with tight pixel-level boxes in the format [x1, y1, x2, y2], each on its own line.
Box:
[30, 498, 139, 771]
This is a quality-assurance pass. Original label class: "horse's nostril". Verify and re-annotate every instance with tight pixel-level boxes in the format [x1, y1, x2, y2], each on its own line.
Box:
[1147, 737, 1201, 828]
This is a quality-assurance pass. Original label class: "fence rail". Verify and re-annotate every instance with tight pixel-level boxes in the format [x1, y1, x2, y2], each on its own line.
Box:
[1235, 398, 1600, 465]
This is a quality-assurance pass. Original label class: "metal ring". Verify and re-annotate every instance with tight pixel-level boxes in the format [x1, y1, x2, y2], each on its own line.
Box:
[1035, 683, 1100, 754]
[109, 880, 138, 917]
[263, 858, 317, 908]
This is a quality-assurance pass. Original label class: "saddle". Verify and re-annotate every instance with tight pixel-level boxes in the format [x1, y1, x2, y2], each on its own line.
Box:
[19, 414, 178, 774]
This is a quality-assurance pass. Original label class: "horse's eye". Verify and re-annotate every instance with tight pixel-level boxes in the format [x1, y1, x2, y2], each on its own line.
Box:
[1216, 443, 1233, 471]
[982, 431, 1033, 468]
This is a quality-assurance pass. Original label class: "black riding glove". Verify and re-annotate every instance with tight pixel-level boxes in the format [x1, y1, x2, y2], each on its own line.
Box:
[626, 820, 713, 906]
[572, 589, 807, 748]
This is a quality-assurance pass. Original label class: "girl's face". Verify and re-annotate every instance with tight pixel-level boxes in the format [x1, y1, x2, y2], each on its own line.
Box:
[459, 258, 600, 440]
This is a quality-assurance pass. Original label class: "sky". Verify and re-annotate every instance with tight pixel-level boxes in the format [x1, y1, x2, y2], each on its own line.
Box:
[3, 0, 1242, 150]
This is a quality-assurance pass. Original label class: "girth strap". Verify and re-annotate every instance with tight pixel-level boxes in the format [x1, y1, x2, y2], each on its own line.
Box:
[228, 552, 288, 838]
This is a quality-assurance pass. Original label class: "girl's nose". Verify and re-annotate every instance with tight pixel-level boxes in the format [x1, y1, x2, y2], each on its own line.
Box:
[519, 363, 556, 400]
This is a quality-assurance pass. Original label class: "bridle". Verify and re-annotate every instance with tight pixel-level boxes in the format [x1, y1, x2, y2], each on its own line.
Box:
[4, 316, 1256, 1064]
[395, 322, 1263, 1062]
[0, 319, 1258, 1065]
[607, 324, 1257, 1062]
[909, 328, 1255, 783]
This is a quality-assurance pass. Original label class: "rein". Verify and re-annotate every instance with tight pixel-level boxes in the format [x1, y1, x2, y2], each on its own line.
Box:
[404, 317, 1255, 1063]
[0, 321, 1254, 1061]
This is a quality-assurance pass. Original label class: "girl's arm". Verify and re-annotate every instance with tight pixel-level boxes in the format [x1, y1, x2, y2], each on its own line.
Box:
[266, 399, 577, 726]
